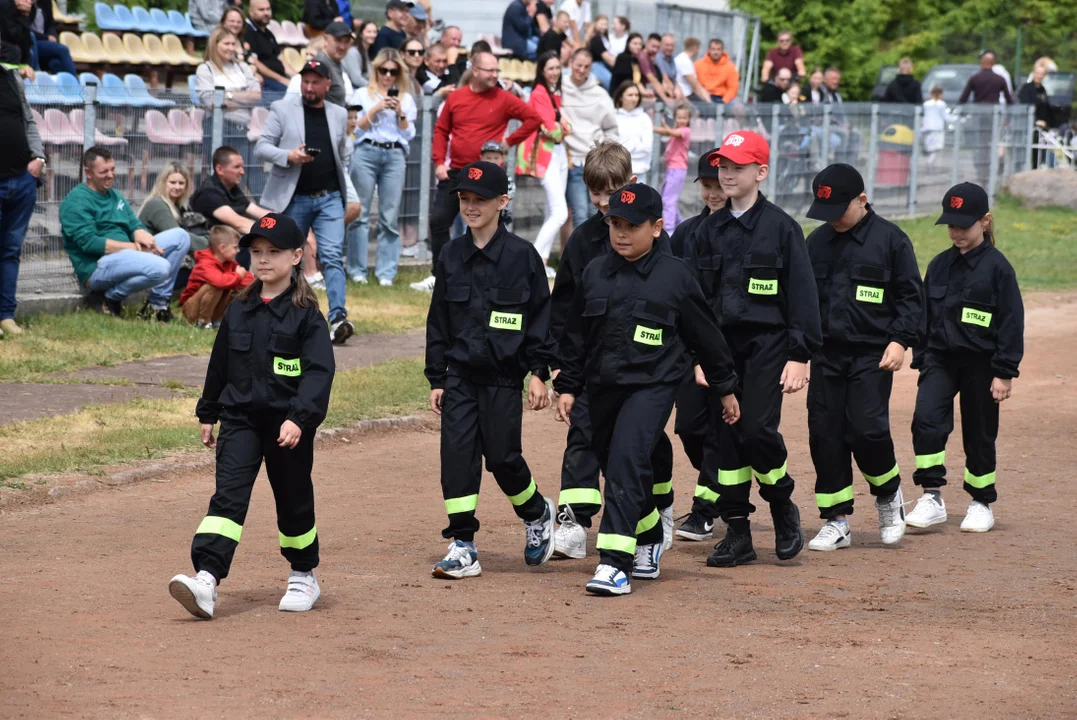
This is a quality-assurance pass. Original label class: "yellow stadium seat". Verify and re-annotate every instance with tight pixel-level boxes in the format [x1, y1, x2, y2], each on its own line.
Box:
[80, 32, 107, 63]
[508, 59, 524, 82]
[53, 1, 82, 24]
[282, 46, 303, 73]
[162, 33, 201, 65]
[123, 33, 155, 64]
[142, 34, 173, 65]
[102, 33, 132, 63]
[60, 31, 93, 63]
[520, 60, 535, 82]
[499, 57, 511, 78]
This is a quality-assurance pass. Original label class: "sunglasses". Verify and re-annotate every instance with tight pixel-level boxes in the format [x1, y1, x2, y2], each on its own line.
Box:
[405, 48, 424, 56]
[378, 66, 401, 76]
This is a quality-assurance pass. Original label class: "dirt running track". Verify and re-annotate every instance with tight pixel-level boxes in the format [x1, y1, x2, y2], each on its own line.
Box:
[3, 295, 1077, 719]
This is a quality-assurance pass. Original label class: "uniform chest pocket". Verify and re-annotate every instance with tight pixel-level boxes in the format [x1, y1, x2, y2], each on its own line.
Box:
[697, 253, 722, 295]
[959, 287, 996, 329]
[445, 284, 471, 336]
[850, 263, 890, 305]
[228, 331, 252, 352]
[269, 333, 302, 377]
[487, 287, 530, 332]
[743, 252, 782, 298]
[630, 300, 676, 348]
[582, 296, 609, 318]
[226, 331, 253, 392]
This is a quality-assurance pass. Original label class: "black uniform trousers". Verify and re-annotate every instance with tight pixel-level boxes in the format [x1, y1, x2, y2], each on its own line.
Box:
[191, 414, 319, 583]
[715, 328, 796, 520]
[440, 375, 547, 542]
[429, 169, 460, 273]
[807, 349, 901, 519]
[911, 354, 999, 504]
[675, 372, 724, 519]
[590, 382, 677, 574]
[559, 388, 674, 527]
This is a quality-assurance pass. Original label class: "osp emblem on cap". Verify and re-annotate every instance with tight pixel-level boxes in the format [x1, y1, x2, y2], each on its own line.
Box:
[468, 167, 483, 180]
[725, 134, 745, 147]
[950, 196, 964, 209]
[621, 190, 636, 204]
[817, 185, 832, 199]
[708, 152, 721, 167]
[260, 217, 277, 229]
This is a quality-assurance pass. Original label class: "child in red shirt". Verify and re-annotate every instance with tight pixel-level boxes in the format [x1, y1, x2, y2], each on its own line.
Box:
[179, 226, 254, 327]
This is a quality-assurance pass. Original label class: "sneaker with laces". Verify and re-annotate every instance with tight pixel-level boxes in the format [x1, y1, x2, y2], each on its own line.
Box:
[585, 563, 631, 596]
[675, 511, 714, 541]
[808, 520, 852, 551]
[279, 570, 320, 612]
[770, 499, 804, 560]
[632, 542, 663, 579]
[876, 488, 906, 544]
[400, 244, 419, 258]
[706, 524, 757, 567]
[659, 506, 674, 551]
[409, 274, 437, 293]
[379, 278, 393, 287]
[432, 540, 482, 578]
[168, 570, 217, 619]
[524, 497, 556, 566]
[906, 493, 947, 528]
[553, 505, 587, 559]
[960, 501, 995, 532]
[306, 272, 326, 290]
[350, 274, 368, 284]
[331, 318, 355, 345]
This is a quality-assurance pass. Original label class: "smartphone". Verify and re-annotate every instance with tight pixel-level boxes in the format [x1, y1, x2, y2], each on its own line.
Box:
[305, 147, 321, 157]
[388, 87, 399, 98]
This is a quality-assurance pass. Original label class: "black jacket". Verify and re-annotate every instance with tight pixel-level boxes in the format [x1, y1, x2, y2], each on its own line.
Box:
[0, 0, 32, 64]
[425, 225, 554, 388]
[883, 74, 923, 104]
[553, 235, 738, 397]
[914, 240, 1023, 379]
[303, 0, 338, 31]
[1017, 81, 1055, 128]
[669, 206, 711, 260]
[550, 210, 611, 367]
[807, 208, 925, 351]
[610, 51, 640, 94]
[692, 193, 822, 361]
[197, 285, 336, 429]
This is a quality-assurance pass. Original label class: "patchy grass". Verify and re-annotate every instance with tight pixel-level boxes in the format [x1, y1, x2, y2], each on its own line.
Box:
[333, 266, 433, 335]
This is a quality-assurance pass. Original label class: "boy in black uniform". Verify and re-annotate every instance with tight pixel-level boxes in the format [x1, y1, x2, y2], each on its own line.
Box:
[425, 161, 557, 579]
[803, 164, 925, 552]
[554, 183, 741, 596]
[694, 130, 822, 569]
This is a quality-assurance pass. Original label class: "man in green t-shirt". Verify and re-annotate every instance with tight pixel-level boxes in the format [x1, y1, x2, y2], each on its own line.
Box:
[60, 146, 190, 320]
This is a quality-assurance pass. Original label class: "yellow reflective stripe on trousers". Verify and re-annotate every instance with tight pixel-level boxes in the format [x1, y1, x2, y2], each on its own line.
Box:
[652, 481, 673, 495]
[964, 469, 996, 488]
[596, 533, 636, 554]
[558, 488, 602, 506]
[444, 494, 479, 515]
[507, 477, 537, 506]
[916, 451, 945, 469]
[816, 486, 855, 508]
[753, 461, 788, 485]
[694, 484, 720, 503]
[862, 463, 900, 487]
[718, 467, 752, 486]
[195, 515, 243, 542]
[279, 525, 317, 550]
[636, 508, 660, 535]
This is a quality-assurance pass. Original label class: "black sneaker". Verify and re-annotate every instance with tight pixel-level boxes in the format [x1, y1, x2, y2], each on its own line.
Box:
[87, 291, 124, 317]
[155, 306, 174, 323]
[331, 317, 354, 345]
[675, 512, 714, 541]
[706, 524, 756, 567]
[770, 499, 804, 560]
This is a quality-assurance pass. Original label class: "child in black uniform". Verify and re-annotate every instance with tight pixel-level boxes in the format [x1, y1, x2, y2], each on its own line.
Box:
[906, 183, 1023, 533]
[554, 183, 740, 596]
[425, 161, 557, 578]
[169, 213, 336, 619]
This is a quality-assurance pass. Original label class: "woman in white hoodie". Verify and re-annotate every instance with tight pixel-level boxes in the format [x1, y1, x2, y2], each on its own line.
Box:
[613, 81, 654, 177]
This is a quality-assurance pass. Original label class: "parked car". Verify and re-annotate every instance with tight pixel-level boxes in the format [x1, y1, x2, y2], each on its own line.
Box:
[870, 65, 898, 102]
[1043, 71, 1074, 126]
[920, 64, 979, 105]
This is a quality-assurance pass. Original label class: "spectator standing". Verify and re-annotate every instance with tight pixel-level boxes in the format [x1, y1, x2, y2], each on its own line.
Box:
[347, 48, 416, 285]
[195, 28, 261, 159]
[610, 32, 645, 95]
[340, 20, 377, 88]
[653, 103, 691, 230]
[959, 50, 1014, 105]
[584, 15, 615, 89]
[190, 0, 238, 35]
[246, 0, 295, 94]
[61, 147, 190, 321]
[532, 0, 551, 36]
[760, 29, 804, 82]
[0, 59, 43, 336]
[757, 67, 791, 102]
[356, 19, 377, 61]
[415, 42, 456, 96]
[255, 60, 355, 343]
[921, 86, 947, 163]
[557, 0, 589, 45]
[304, 0, 341, 37]
[883, 57, 923, 104]
[404, 4, 427, 42]
[674, 37, 711, 103]
[191, 146, 272, 238]
[694, 38, 738, 103]
[502, 0, 538, 60]
[613, 80, 653, 177]
[1018, 64, 1055, 169]
[314, 21, 357, 106]
[638, 33, 678, 105]
[138, 162, 206, 253]
[561, 48, 618, 229]
[410, 50, 541, 292]
[372, 0, 408, 54]
[400, 36, 426, 96]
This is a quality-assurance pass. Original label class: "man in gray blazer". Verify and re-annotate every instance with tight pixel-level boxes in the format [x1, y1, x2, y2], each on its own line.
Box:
[256, 59, 355, 343]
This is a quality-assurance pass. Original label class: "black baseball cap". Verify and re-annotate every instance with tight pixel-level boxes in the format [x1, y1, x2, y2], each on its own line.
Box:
[240, 213, 305, 249]
[455, 161, 508, 199]
[807, 163, 865, 221]
[386, 0, 409, 11]
[299, 59, 330, 78]
[936, 182, 989, 228]
[695, 147, 720, 182]
[324, 21, 354, 38]
[604, 183, 663, 225]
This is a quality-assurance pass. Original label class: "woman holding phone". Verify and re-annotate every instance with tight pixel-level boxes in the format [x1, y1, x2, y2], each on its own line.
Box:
[346, 48, 417, 286]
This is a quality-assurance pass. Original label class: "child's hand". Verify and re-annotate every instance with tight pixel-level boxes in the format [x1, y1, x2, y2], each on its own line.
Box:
[528, 375, 550, 411]
[429, 388, 444, 416]
[991, 377, 1012, 403]
[878, 342, 906, 372]
[780, 361, 809, 394]
[278, 420, 302, 449]
[555, 393, 575, 426]
[694, 364, 708, 387]
[200, 423, 216, 448]
[720, 394, 740, 424]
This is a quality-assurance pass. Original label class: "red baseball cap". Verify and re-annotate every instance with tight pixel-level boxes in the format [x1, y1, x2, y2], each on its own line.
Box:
[715, 130, 770, 166]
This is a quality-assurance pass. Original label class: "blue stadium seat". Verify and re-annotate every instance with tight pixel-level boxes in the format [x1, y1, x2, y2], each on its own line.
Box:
[24, 76, 45, 104]
[149, 8, 174, 34]
[166, 9, 190, 35]
[99, 73, 133, 105]
[112, 4, 137, 31]
[184, 12, 210, 38]
[94, 2, 125, 31]
[132, 6, 153, 30]
[187, 74, 199, 105]
[55, 72, 84, 104]
[125, 74, 175, 107]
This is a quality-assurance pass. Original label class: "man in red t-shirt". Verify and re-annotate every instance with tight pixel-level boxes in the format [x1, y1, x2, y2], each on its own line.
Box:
[408, 51, 542, 292]
[761, 30, 805, 82]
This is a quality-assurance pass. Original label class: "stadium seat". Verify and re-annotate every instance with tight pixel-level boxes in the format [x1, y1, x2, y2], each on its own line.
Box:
[59, 31, 94, 63]
[101, 33, 133, 63]
[184, 12, 210, 38]
[122, 33, 155, 64]
[187, 74, 199, 105]
[166, 9, 191, 35]
[246, 106, 269, 142]
[131, 6, 155, 32]
[189, 107, 205, 130]
[296, 22, 311, 43]
[498, 57, 511, 79]
[55, 72, 84, 103]
[145, 109, 187, 145]
[281, 21, 306, 46]
[78, 71, 100, 86]
[168, 108, 202, 143]
[70, 108, 129, 147]
[99, 73, 133, 105]
[142, 34, 172, 65]
[126, 74, 174, 107]
[149, 7, 173, 34]
[80, 32, 108, 63]
[268, 20, 286, 45]
[43, 108, 83, 143]
[53, 2, 85, 25]
[520, 61, 535, 82]
[31, 108, 53, 142]
[94, 2, 125, 31]
[112, 5, 137, 31]
[282, 47, 303, 73]
[163, 33, 201, 64]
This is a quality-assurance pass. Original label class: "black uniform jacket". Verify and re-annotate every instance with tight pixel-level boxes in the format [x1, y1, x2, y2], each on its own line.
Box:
[691, 192, 822, 362]
[807, 208, 925, 351]
[669, 205, 711, 260]
[914, 239, 1024, 379]
[425, 225, 554, 389]
[553, 234, 738, 398]
[196, 285, 336, 429]
[550, 211, 612, 368]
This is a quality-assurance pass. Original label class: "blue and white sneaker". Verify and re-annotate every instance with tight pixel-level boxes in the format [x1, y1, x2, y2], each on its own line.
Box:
[632, 542, 663, 579]
[432, 540, 482, 579]
[586, 564, 632, 596]
[524, 497, 557, 566]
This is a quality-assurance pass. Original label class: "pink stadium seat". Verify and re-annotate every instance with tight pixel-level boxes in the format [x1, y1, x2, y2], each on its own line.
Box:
[268, 19, 286, 45]
[145, 109, 187, 145]
[167, 108, 202, 143]
[44, 108, 83, 144]
[282, 20, 306, 46]
[69, 108, 129, 147]
[246, 106, 269, 142]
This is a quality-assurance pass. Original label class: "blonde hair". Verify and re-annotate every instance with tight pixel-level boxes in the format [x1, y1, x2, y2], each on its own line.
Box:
[585, 14, 609, 44]
[205, 27, 239, 70]
[370, 48, 413, 98]
[208, 225, 241, 249]
[139, 162, 191, 217]
[985, 216, 996, 245]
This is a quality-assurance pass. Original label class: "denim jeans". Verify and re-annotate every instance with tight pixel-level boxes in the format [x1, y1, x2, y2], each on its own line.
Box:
[347, 143, 406, 282]
[566, 165, 595, 230]
[88, 227, 191, 308]
[0, 170, 37, 319]
[285, 191, 347, 322]
[29, 35, 77, 75]
[591, 63, 612, 91]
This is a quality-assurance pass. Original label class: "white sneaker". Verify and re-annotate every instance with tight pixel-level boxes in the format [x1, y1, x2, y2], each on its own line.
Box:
[552, 505, 587, 559]
[808, 520, 851, 551]
[659, 506, 673, 551]
[906, 493, 947, 528]
[585, 563, 631, 596]
[306, 272, 326, 291]
[169, 570, 217, 619]
[350, 274, 368, 284]
[960, 501, 995, 532]
[632, 542, 663, 579]
[876, 487, 906, 545]
[279, 570, 320, 612]
[432, 540, 482, 578]
[409, 274, 436, 293]
[400, 244, 419, 257]
[379, 278, 393, 287]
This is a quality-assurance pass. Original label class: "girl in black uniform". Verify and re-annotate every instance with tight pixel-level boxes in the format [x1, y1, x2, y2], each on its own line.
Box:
[907, 183, 1024, 533]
